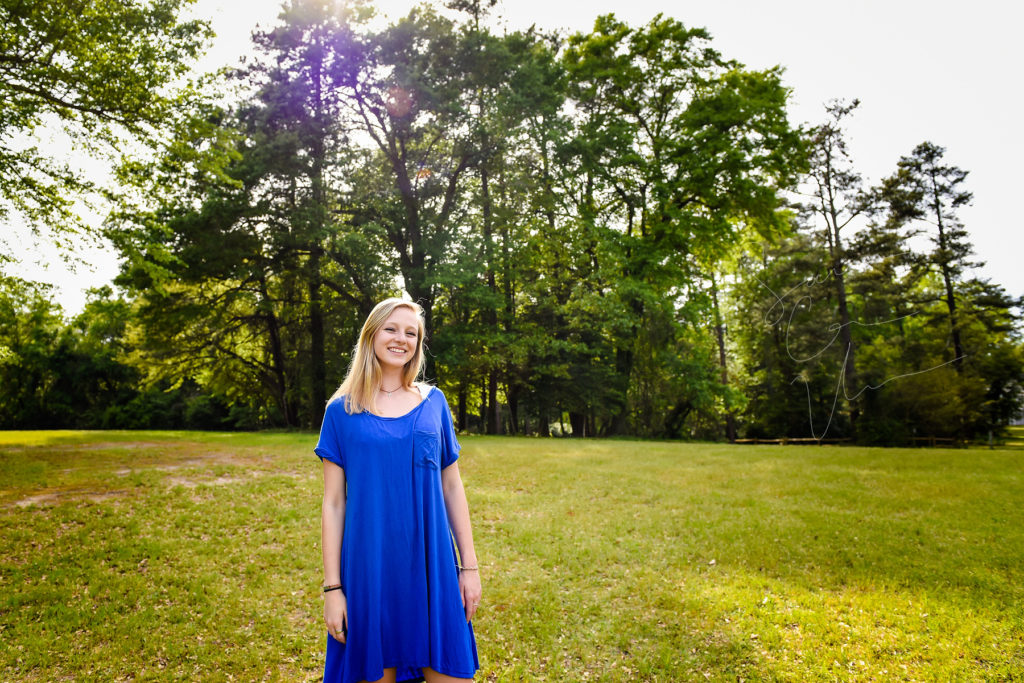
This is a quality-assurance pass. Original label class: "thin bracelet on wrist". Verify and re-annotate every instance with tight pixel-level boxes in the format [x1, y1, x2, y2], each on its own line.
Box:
[323, 584, 343, 593]
[458, 564, 479, 571]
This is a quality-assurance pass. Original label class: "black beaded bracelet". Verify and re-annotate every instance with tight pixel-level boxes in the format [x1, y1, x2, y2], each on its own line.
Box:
[323, 584, 343, 593]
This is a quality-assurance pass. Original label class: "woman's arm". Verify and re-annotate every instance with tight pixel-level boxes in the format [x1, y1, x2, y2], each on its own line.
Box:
[441, 461, 481, 622]
[322, 460, 347, 642]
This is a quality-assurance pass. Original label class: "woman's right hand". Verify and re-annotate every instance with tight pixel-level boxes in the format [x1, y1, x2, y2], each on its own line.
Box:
[324, 590, 348, 643]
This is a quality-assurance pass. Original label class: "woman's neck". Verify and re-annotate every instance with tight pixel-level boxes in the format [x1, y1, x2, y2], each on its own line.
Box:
[379, 369, 404, 390]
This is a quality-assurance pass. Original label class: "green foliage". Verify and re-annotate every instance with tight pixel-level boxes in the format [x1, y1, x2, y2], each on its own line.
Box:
[107, 0, 398, 427]
[0, 276, 67, 426]
[881, 141, 980, 372]
[729, 219, 1023, 443]
[96, 6, 807, 439]
[730, 234, 846, 439]
[0, 0, 211, 229]
[5, 4, 1018, 443]
[544, 13, 805, 435]
[0, 277, 256, 430]
[724, 103, 1023, 443]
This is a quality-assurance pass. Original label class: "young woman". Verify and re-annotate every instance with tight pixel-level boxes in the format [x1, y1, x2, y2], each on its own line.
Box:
[315, 298, 481, 683]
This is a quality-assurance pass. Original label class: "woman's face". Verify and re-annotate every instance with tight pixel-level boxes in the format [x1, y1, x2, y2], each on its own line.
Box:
[373, 306, 420, 372]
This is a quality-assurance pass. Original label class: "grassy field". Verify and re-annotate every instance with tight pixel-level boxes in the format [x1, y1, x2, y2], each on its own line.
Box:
[1, 430, 1022, 682]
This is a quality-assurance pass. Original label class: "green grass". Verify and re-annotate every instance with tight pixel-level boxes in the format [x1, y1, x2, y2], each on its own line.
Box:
[1, 432, 1022, 681]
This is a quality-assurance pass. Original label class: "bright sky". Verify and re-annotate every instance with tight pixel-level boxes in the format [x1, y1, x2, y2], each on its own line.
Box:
[6, 0, 1022, 314]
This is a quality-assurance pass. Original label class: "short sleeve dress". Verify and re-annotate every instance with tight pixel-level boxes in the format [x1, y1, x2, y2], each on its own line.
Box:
[314, 385, 479, 683]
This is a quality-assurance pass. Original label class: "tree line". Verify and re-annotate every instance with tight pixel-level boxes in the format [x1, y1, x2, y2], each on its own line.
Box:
[1, 0, 1021, 442]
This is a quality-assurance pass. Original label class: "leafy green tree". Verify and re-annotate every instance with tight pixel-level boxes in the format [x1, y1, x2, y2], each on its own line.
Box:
[241, 0, 394, 424]
[57, 286, 140, 425]
[729, 233, 853, 439]
[106, 101, 311, 427]
[798, 99, 878, 431]
[730, 136, 1022, 443]
[0, 276, 66, 426]
[108, 0, 394, 427]
[333, 6, 482, 377]
[560, 13, 804, 435]
[852, 271, 1022, 443]
[0, 279, 244, 429]
[0, 0, 211, 230]
[859, 141, 1024, 440]
[49, 4, 1014, 444]
[881, 141, 975, 370]
[456, 16, 568, 433]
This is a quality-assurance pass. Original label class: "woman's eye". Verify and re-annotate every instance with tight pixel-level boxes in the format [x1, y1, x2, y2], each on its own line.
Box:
[406, 332, 416, 337]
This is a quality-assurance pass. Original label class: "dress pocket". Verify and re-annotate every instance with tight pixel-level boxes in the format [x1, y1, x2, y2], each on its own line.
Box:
[413, 430, 441, 469]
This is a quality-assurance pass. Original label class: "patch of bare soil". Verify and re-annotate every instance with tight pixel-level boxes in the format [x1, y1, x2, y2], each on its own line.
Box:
[4, 442, 307, 509]
[12, 488, 132, 508]
[72, 441, 170, 450]
[164, 474, 246, 488]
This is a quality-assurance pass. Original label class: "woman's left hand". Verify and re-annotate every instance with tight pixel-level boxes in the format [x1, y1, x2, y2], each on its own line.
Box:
[459, 569, 482, 622]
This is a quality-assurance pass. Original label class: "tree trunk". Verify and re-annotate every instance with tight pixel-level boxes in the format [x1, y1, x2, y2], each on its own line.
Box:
[480, 162, 502, 435]
[828, 199, 858, 433]
[479, 381, 487, 434]
[607, 346, 634, 435]
[932, 184, 965, 371]
[259, 275, 298, 427]
[507, 383, 519, 435]
[457, 388, 467, 432]
[308, 37, 328, 429]
[487, 369, 500, 435]
[710, 273, 736, 442]
[308, 250, 326, 428]
[568, 411, 586, 438]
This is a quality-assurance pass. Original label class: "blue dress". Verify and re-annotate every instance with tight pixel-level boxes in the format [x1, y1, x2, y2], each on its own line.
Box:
[314, 386, 479, 683]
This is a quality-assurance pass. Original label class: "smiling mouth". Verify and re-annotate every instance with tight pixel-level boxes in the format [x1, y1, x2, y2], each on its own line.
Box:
[387, 347, 407, 354]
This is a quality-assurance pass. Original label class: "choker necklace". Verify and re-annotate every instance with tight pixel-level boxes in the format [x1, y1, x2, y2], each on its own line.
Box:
[380, 383, 402, 397]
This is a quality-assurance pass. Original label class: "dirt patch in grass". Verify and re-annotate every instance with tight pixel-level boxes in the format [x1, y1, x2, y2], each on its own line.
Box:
[1, 438, 302, 509]
[12, 488, 134, 508]
[73, 441, 171, 450]
[165, 473, 257, 488]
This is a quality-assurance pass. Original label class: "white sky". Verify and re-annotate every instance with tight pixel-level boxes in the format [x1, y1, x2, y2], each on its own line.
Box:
[5, 0, 1022, 314]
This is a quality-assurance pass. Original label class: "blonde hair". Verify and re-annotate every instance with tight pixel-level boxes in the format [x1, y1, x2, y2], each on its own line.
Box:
[331, 298, 427, 414]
